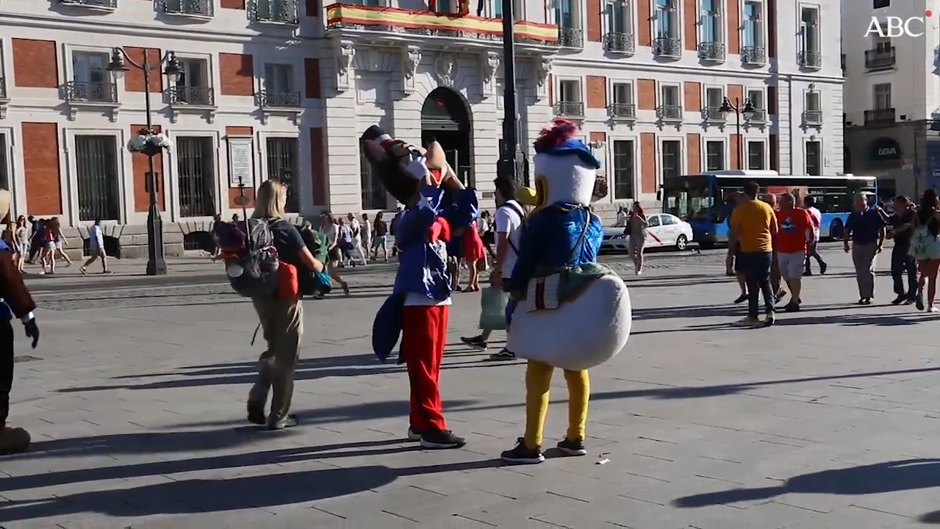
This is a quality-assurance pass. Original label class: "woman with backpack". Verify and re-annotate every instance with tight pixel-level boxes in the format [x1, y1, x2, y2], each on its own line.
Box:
[244, 180, 325, 430]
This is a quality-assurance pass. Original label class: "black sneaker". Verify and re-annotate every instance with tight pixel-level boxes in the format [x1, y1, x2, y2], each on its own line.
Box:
[820, 262, 828, 275]
[501, 438, 545, 464]
[460, 336, 488, 350]
[858, 298, 867, 306]
[267, 414, 299, 430]
[783, 302, 800, 312]
[891, 294, 907, 305]
[419, 429, 466, 449]
[556, 437, 587, 456]
[407, 427, 423, 442]
[733, 294, 747, 304]
[247, 403, 266, 426]
[917, 293, 926, 311]
[487, 348, 516, 361]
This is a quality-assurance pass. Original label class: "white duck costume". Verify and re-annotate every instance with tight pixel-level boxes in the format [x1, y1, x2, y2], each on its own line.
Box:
[501, 120, 632, 464]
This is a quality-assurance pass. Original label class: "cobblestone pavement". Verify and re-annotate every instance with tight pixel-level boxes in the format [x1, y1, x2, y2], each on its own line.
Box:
[4, 244, 940, 528]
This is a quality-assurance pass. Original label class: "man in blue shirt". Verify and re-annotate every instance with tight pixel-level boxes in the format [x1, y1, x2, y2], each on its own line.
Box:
[843, 194, 886, 304]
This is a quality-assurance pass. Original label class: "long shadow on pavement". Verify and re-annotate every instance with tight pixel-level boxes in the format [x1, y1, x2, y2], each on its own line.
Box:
[632, 312, 933, 335]
[0, 455, 502, 521]
[672, 459, 940, 509]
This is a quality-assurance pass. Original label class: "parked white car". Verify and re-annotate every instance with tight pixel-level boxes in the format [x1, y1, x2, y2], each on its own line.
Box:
[601, 213, 694, 252]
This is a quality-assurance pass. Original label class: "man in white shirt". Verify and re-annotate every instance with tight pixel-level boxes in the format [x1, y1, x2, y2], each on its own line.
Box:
[461, 177, 524, 360]
[346, 212, 367, 265]
[360, 213, 372, 263]
[80, 218, 110, 274]
[802, 196, 828, 275]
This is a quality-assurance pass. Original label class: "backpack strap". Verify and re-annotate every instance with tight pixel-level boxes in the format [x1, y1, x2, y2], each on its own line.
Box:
[567, 208, 591, 264]
[498, 202, 525, 255]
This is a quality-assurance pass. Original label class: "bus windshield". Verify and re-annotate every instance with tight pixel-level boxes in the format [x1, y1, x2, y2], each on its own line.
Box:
[663, 175, 713, 221]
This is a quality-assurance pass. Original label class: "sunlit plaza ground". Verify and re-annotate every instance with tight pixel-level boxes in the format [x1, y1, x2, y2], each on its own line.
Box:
[2, 245, 940, 528]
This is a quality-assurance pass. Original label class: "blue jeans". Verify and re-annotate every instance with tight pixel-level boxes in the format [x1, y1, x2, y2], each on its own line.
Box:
[891, 245, 916, 298]
[738, 251, 774, 318]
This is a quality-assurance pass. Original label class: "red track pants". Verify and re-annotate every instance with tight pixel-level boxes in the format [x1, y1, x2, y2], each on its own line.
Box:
[401, 304, 449, 432]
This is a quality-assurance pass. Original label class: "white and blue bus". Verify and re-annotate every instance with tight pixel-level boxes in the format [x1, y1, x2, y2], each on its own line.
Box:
[660, 171, 878, 246]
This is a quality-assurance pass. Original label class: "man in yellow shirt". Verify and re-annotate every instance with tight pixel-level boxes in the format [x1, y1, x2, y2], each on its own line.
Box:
[728, 181, 779, 326]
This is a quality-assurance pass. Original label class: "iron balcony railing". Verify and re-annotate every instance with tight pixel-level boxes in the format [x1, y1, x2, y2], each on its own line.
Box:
[657, 105, 682, 120]
[698, 42, 725, 62]
[558, 27, 584, 48]
[864, 47, 896, 69]
[654, 37, 682, 58]
[864, 108, 896, 126]
[59, 0, 117, 7]
[701, 106, 726, 122]
[250, 0, 299, 24]
[165, 86, 215, 106]
[799, 50, 822, 70]
[746, 109, 767, 123]
[802, 110, 823, 124]
[603, 32, 634, 54]
[163, 0, 213, 17]
[64, 81, 118, 103]
[553, 101, 584, 117]
[258, 90, 301, 108]
[741, 45, 766, 65]
[608, 103, 636, 119]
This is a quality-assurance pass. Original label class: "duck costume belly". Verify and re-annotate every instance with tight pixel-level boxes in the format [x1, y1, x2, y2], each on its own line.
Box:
[501, 120, 632, 464]
[361, 126, 478, 450]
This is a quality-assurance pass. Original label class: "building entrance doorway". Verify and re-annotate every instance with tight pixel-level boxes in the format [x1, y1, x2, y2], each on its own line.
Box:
[421, 87, 473, 187]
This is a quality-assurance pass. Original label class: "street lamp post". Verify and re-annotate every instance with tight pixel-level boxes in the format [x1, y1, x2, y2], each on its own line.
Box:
[719, 97, 756, 170]
[107, 48, 182, 276]
[497, 0, 527, 187]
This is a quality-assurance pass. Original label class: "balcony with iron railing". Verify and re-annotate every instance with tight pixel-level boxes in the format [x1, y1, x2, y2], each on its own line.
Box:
[258, 90, 301, 108]
[165, 86, 216, 106]
[324, 3, 559, 49]
[741, 45, 766, 65]
[558, 27, 584, 48]
[250, 0, 298, 23]
[864, 108, 896, 126]
[701, 107, 725, 122]
[63, 81, 118, 103]
[608, 103, 636, 120]
[802, 109, 823, 125]
[865, 47, 896, 69]
[657, 105, 682, 120]
[58, 0, 117, 8]
[654, 37, 682, 58]
[698, 42, 725, 62]
[799, 50, 822, 70]
[603, 32, 634, 54]
[746, 108, 767, 123]
[553, 101, 584, 117]
[163, 0, 213, 17]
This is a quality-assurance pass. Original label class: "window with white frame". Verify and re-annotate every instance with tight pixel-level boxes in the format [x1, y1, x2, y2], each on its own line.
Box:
[74, 135, 121, 221]
[612, 140, 636, 200]
[557, 0, 580, 29]
[607, 0, 633, 36]
[662, 140, 682, 182]
[70, 51, 115, 103]
[700, 0, 721, 44]
[746, 88, 765, 121]
[492, 0, 524, 19]
[0, 133, 9, 192]
[747, 140, 765, 170]
[655, 0, 679, 39]
[743, 1, 763, 47]
[800, 6, 821, 67]
[262, 64, 298, 106]
[803, 90, 821, 123]
[705, 140, 724, 171]
[805, 140, 821, 175]
[559, 79, 581, 102]
[172, 58, 213, 105]
[658, 84, 681, 119]
[873, 83, 891, 109]
[704, 86, 724, 120]
[610, 82, 634, 117]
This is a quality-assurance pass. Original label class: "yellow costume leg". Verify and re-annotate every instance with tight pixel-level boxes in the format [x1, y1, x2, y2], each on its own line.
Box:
[523, 360, 554, 449]
[562, 369, 590, 441]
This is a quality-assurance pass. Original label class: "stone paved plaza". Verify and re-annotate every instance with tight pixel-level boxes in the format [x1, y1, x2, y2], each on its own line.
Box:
[3, 245, 940, 528]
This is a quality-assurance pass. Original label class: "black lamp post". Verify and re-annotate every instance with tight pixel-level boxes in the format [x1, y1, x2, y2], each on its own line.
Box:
[107, 48, 182, 276]
[719, 96, 756, 170]
[497, 0, 527, 188]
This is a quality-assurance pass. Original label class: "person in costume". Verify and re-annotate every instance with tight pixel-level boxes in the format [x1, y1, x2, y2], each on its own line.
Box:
[362, 126, 478, 450]
[0, 189, 40, 454]
[500, 120, 632, 464]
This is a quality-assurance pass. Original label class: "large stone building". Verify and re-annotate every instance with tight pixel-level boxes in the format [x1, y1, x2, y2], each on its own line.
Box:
[0, 0, 843, 256]
[842, 0, 938, 198]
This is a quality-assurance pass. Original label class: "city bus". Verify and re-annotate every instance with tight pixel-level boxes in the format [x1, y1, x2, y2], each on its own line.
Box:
[660, 171, 878, 246]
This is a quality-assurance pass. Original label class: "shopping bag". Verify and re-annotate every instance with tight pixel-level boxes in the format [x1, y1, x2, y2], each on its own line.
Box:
[478, 286, 509, 331]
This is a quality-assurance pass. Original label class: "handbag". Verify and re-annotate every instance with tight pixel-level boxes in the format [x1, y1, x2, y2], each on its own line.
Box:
[479, 286, 509, 330]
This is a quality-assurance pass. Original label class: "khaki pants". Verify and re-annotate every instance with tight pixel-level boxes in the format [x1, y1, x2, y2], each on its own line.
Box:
[249, 296, 303, 423]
